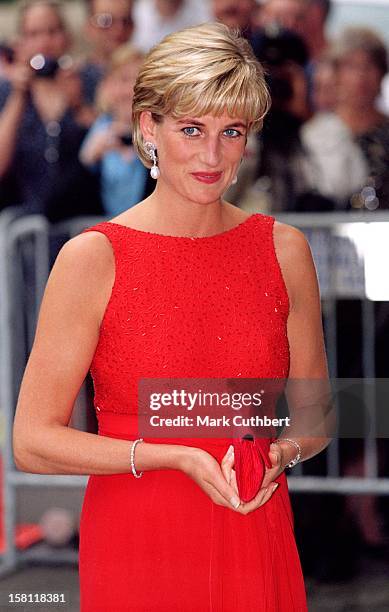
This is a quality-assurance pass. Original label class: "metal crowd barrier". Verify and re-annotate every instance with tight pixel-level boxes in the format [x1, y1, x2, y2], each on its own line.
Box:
[0, 209, 388, 574]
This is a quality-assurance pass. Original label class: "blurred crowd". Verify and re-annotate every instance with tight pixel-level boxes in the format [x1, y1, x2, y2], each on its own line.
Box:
[0, 0, 388, 221]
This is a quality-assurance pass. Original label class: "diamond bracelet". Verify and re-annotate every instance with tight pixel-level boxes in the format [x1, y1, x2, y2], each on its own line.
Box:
[273, 438, 302, 468]
[130, 438, 144, 478]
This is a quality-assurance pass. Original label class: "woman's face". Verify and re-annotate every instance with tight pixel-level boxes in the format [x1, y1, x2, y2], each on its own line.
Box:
[88, 0, 134, 57]
[337, 49, 383, 108]
[141, 109, 248, 205]
[18, 5, 69, 61]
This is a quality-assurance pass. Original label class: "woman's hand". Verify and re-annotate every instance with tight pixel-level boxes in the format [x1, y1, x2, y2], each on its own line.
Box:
[79, 127, 122, 166]
[181, 444, 281, 514]
[219, 444, 282, 515]
[180, 446, 242, 510]
[8, 62, 34, 95]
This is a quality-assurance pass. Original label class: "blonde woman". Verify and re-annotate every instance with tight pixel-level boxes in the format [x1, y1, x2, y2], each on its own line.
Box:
[79, 44, 154, 215]
[13, 22, 330, 611]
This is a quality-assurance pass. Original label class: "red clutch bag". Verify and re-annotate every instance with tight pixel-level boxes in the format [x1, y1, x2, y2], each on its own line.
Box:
[232, 436, 273, 502]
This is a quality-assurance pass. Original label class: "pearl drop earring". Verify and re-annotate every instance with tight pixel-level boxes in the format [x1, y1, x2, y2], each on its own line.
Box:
[231, 158, 243, 185]
[144, 141, 160, 179]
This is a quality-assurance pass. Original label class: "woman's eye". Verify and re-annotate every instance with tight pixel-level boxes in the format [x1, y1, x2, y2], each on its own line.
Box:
[224, 129, 241, 137]
[182, 127, 201, 137]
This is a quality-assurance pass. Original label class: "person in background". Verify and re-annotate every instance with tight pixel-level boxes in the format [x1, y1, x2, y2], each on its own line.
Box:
[79, 44, 154, 215]
[256, 0, 334, 112]
[303, 0, 331, 62]
[211, 0, 257, 40]
[259, 0, 331, 64]
[132, 0, 212, 53]
[256, 0, 307, 39]
[248, 26, 311, 212]
[81, 0, 135, 103]
[301, 27, 389, 211]
[302, 0, 332, 111]
[333, 27, 389, 210]
[0, 0, 102, 222]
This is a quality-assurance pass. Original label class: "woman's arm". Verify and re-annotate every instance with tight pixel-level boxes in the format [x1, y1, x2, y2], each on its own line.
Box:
[0, 66, 32, 178]
[12, 231, 246, 510]
[79, 117, 120, 168]
[272, 221, 335, 468]
[12, 232, 191, 476]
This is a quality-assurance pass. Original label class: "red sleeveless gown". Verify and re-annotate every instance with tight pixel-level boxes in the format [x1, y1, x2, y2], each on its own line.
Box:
[78, 213, 308, 611]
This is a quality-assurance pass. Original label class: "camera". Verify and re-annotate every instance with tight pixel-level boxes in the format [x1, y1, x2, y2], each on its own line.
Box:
[30, 54, 59, 79]
[119, 133, 133, 147]
[251, 26, 308, 105]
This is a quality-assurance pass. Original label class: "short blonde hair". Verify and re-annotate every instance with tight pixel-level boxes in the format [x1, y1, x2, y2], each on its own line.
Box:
[96, 44, 144, 114]
[132, 21, 271, 167]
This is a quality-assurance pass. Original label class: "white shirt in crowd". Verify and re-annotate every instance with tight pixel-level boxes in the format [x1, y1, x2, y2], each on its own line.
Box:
[132, 0, 213, 53]
[377, 73, 389, 116]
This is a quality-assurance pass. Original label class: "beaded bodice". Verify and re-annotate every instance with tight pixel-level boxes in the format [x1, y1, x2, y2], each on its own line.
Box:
[81, 213, 290, 416]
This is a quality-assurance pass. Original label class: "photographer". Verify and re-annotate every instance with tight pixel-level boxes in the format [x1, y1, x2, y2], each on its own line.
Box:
[0, 0, 102, 222]
[79, 44, 155, 215]
[250, 26, 312, 212]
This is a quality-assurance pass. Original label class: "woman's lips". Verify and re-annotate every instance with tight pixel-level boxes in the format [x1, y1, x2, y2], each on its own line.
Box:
[191, 172, 222, 184]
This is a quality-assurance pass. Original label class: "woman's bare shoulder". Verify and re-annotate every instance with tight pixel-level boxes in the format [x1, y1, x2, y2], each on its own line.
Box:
[273, 220, 311, 258]
[44, 231, 115, 325]
[56, 230, 114, 269]
[272, 220, 318, 310]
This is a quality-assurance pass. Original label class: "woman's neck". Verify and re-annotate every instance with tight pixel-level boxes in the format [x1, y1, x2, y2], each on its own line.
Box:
[132, 186, 239, 238]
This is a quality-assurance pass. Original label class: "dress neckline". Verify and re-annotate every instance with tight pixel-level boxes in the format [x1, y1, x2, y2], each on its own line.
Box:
[104, 213, 261, 241]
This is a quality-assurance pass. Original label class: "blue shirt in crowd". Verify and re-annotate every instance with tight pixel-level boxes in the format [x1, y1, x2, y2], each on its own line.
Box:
[81, 114, 149, 216]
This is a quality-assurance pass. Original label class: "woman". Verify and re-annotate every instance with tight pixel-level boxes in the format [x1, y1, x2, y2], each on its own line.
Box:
[0, 0, 102, 221]
[13, 23, 331, 611]
[79, 44, 155, 216]
[301, 27, 389, 210]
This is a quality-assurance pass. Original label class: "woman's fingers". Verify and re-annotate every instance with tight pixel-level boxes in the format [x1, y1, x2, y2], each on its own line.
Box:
[220, 444, 234, 481]
[230, 467, 238, 491]
[269, 443, 282, 467]
[209, 470, 241, 509]
[261, 464, 282, 490]
[200, 479, 240, 509]
[258, 482, 279, 507]
[195, 445, 281, 513]
[186, 447, 241, 510]
[236, 481, 280, 515]
[220, 445, 240, 496]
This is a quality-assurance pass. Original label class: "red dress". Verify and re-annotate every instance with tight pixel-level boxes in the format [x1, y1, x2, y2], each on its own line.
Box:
[78, 213, 308, 611]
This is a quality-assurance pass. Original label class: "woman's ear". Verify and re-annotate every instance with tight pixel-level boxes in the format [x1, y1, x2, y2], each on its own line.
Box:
[139, 111, 157, 143]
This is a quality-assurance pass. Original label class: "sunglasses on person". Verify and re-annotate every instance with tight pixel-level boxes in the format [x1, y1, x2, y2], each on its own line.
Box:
[90, 13, 133, 29]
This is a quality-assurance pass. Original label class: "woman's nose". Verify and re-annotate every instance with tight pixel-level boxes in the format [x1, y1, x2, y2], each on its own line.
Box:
[198, 138, 222, 168]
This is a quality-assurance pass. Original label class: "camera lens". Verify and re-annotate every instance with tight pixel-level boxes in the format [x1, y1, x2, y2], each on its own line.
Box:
[120, 134, 133, 147]
[30, 54, 59, 79]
